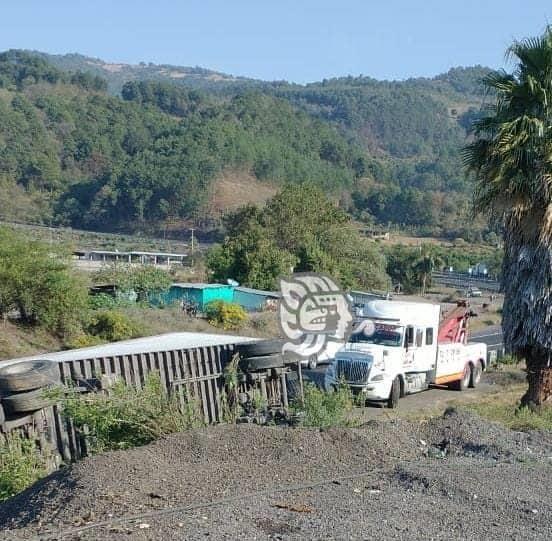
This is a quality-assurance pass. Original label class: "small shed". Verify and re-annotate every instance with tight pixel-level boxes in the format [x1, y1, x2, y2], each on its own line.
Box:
[233, 286, 280, 312]
[163, 283, 234, 310]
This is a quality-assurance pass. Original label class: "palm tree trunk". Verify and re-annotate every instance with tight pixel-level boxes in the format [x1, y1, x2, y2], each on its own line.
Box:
[502, 232, 552, 407]
[520, 347, 552, 407]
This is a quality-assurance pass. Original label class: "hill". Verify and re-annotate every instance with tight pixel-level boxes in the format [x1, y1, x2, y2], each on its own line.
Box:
[32, 51, 263, 95]
[0, 50, 495, 240]
[0, 51, 362, 231]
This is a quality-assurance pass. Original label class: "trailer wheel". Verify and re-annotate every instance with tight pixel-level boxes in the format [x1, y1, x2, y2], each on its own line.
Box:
[239, 354, 284, 372]
[237, 340, 283, 358]
[469, 361, 483, 388]
[2, 389, 53, 414]
[387, 376, 401, 408]
[451, 364, 471, 391]
[0, 360, 59, 393]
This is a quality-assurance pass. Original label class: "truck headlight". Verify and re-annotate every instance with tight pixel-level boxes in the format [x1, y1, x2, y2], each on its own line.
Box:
[371, 374, 385, 382]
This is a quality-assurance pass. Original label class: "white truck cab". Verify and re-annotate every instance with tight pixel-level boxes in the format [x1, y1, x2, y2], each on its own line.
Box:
[334, 300, 487, 407]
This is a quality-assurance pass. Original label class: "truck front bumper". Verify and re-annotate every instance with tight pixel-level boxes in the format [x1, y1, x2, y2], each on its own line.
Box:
[349, 379, 392, 401]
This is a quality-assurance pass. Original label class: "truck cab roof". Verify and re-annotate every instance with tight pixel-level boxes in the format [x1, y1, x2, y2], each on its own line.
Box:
[361, 300, 440, 327]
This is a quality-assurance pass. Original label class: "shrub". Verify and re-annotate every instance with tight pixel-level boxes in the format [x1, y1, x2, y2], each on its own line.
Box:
[205, 300, 248, 330]
[93, 264, 171, 302]
[0, 227, 88, 337]
[0, 433, 47, 502]
[55, 373, 204, 452]
[87, 310, 143, 342]
[292, 383, 356, 428]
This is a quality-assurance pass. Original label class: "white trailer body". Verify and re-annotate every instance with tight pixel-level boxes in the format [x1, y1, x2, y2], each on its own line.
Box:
[334, 300, 487, 405]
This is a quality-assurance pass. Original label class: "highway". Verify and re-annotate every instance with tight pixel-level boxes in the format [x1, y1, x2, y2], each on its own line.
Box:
[470, 325, 503, 352]
[432, 271, 500, 292]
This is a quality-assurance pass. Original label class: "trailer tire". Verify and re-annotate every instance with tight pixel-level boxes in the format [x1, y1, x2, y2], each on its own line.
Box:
[2, 389, 53, 414]
[237, 340, 283, 358]
[451, 363, 471, 391]
[0, 360, 59, 393]
[469, 360, 483, 388]
[387, 376, 401, 409]
[239, 354, 284, 372]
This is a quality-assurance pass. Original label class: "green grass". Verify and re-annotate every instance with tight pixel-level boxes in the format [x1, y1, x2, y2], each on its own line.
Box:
[466, 387, 552, 431]
[51, 373, 205, 453]
[292, 383, 359, 428]
[0, 433, 48, 502]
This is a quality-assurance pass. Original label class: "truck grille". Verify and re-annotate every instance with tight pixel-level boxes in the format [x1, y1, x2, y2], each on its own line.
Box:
[336, 359, 371, 384]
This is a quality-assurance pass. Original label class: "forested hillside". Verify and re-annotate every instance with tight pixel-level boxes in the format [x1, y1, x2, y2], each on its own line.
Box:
[0, 51, 362, 230]
[1, 50, 494, 239]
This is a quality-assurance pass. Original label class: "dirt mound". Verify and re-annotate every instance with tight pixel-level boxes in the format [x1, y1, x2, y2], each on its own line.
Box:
[422, 407, 552, 461]
[1, 411, 551, 540]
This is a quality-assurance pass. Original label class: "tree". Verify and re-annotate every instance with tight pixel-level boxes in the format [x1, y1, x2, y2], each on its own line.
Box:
[94, 264, 172, 302]
[0, 227, 87, 336]
[206, 184, 389, 291]
[412, 245, 443, 296]
[463, 28, 552, 406]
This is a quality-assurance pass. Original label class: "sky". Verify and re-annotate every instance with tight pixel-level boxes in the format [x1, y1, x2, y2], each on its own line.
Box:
[1, 1, 552, 83]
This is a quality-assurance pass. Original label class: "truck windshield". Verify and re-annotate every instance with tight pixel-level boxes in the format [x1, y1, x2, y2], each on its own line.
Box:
[349, 321, 404, 347]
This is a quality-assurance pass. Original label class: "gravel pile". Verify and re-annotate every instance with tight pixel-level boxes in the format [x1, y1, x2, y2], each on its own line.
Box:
[1, 409, 551, 540]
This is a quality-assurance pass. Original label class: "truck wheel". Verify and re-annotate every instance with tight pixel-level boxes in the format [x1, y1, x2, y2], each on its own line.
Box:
[469, 361, 483, 388]
[237, 340, 283, 358]
[451, 364, 471, 391]
[239, 354, 284, 372]
[387, 377, 401, 409]
[0, 360, 59, 393]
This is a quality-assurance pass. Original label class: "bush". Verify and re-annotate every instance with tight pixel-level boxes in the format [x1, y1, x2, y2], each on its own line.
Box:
[55, 373, 204, 452]
[0, 433, 47, 502]
[0, 227, 88, 337]
[86, 310, 143, 342]
[205, 301, 248, 330]
[93, 264, 171, 302]
[292, 383, 355, 428]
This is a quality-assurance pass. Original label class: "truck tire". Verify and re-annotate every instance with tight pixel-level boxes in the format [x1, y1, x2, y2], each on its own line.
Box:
[239, 354, 284, 372]
[237, 340, 283, 358]
[2, 389, 53, 414]
[451, 364, 471, 391]
[387, 376, 401, 409]
[469, 360, 483, 388]
[0, 402, 5, 425]
[0, 360, 59, 393]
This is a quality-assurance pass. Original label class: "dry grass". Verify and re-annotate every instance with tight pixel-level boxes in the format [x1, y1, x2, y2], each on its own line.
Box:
[121, 305, 281, 339]
[0, 320, 63, 361]
[207, 168, 278, 216]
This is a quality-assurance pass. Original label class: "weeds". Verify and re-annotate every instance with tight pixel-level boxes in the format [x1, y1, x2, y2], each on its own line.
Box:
[220, 353, 241, 423]
[53, 373, 205, 453]
[467, 392, 552, 432]
[292, 382, 357, 428]
[0, 433, 47, 502]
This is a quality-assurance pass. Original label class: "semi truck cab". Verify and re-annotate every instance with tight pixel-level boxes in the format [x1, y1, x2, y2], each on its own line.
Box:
[334, 300, 487, 408]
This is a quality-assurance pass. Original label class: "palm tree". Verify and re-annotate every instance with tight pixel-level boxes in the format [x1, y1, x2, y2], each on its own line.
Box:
[412, 245, 443, 296]
[463, 28, 552, 406]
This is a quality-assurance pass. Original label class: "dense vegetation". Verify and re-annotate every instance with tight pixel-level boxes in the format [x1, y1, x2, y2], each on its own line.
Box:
[207, 184, 389, 291]
[0, 51, 364, 230]
[0, 50, 498, 240]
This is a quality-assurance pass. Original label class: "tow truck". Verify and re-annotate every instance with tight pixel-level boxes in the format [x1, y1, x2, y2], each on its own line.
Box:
[334, 300, 487, 407]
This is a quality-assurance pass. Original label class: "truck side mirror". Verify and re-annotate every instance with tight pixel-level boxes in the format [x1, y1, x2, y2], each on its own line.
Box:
[405, 326, 414, 348]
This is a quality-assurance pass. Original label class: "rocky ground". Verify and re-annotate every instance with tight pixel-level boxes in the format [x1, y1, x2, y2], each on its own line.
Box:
[1, 408, 551, 540]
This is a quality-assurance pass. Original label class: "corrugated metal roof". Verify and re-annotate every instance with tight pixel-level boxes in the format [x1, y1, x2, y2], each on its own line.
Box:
[234, 286, 280, 298]
[1, 332, 257, 367]
[171, 282, 233, 290]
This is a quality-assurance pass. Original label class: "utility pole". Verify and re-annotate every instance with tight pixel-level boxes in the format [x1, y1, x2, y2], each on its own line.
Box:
[190, 228, 195, 267]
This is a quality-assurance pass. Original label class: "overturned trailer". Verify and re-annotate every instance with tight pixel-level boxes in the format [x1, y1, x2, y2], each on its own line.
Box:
[0, 333, 296, 470]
